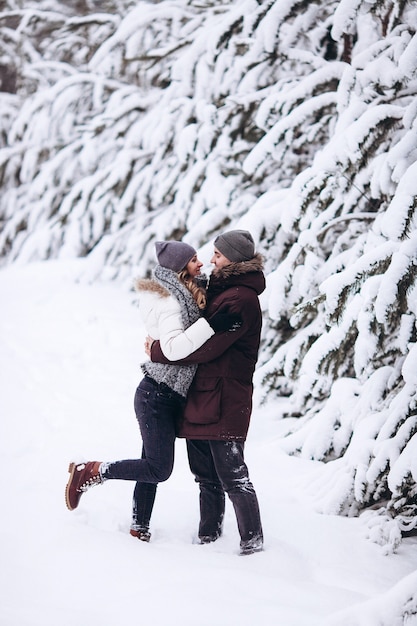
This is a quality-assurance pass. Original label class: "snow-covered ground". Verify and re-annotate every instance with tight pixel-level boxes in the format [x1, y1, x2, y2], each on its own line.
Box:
[1, 259, 416, 626]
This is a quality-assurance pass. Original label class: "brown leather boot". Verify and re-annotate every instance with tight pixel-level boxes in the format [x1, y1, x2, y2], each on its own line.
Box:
[65, 461, 103, 511]
[130, 528, 151, 542]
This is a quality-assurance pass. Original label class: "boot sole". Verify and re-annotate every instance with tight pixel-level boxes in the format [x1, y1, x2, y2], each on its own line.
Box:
[65, 462, 77, 511]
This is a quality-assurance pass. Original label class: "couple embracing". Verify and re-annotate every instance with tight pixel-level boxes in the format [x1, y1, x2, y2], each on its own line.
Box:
[65, 230, 265, 556]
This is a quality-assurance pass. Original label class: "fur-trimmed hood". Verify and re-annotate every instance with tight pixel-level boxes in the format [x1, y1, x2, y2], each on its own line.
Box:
[134, 277, 170, 298]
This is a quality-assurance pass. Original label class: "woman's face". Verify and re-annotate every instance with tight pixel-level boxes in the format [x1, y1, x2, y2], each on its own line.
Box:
[210, 247, 230, 269]
[186, 255, 204, 277]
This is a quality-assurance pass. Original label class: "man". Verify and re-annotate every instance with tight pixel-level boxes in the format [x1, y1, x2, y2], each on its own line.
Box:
[150, 230, 265, 555]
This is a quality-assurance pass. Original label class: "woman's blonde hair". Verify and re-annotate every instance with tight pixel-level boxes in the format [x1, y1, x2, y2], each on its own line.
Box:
[178, 268, 207, 310]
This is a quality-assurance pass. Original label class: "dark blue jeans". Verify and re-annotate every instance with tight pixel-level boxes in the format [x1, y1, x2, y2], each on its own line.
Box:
[186, 439, 263, 549]
[102, 376, 185, 532]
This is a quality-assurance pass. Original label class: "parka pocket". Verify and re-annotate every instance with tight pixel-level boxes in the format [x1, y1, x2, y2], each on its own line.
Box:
[184, 377, 222, 425]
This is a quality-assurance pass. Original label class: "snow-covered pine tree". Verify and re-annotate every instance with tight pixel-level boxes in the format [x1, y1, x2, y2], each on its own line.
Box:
[0, 0, 340, 278]
[248, 0, 417, 550]
[0, 0, 417, 562]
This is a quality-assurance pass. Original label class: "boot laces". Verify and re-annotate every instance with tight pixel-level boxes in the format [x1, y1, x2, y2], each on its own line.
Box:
[79, 473, 102, 493]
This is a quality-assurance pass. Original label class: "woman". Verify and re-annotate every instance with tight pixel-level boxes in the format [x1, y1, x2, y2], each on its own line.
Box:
[65, 240, 240, 542]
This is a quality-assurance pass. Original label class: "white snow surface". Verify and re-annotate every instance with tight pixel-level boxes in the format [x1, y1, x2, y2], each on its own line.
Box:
[1, 259, 416, 626]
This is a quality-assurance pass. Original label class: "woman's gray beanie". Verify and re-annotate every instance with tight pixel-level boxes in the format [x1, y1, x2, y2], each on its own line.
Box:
[214, 230, 255, 262]
[155, 241, 196, 272]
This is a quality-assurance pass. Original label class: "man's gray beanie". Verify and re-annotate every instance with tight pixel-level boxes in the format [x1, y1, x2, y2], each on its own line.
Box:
[214, 230, 255, 263]
[155, 241, 196, 272]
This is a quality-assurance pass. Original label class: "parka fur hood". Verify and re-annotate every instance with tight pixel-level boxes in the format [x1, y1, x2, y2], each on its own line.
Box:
[134, 277, 170, 299]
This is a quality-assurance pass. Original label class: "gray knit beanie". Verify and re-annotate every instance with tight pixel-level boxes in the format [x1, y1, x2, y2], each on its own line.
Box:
[155, 241, 196, 272]
[214, 230, 255, 262]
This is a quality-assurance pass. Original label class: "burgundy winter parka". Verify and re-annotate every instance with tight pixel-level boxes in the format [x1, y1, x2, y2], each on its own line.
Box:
[150, 254, 265, 441]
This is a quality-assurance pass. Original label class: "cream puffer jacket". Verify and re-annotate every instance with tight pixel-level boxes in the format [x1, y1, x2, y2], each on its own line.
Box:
[135, 278, 214, 360]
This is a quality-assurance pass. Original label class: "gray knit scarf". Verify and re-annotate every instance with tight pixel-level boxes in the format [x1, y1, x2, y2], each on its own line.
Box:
[141, 265, 201, 397]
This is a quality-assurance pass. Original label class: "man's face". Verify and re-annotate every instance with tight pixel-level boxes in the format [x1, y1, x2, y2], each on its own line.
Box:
[210, 246, 231, 269]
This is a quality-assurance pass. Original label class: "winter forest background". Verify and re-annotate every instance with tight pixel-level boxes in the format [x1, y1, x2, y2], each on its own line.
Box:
[1, 0, 417, 565]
